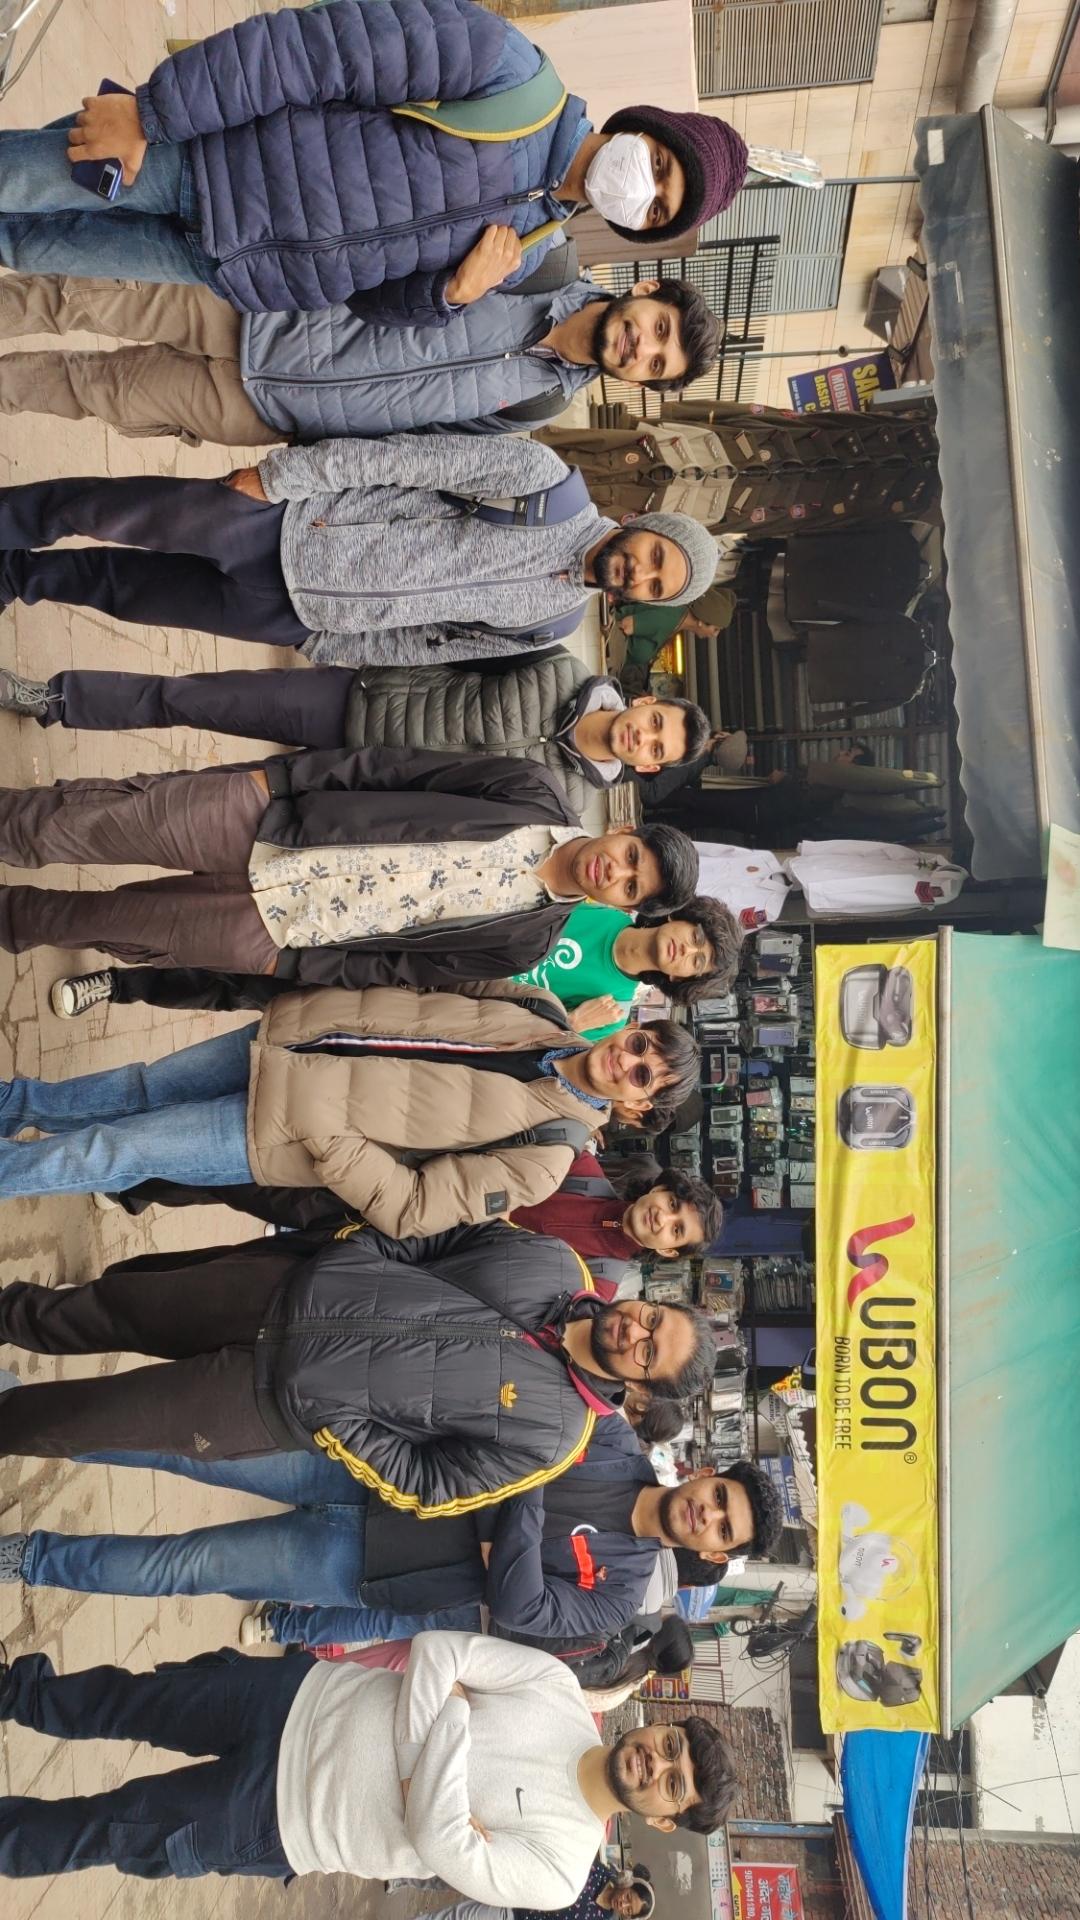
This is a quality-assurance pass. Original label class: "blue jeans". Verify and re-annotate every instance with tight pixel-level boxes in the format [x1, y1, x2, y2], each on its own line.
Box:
[0, 120, 220, 287]
[29, 1449, 485, 1640]
[0, 1647, 305, 1879]
[0, 1024, 256, 1197]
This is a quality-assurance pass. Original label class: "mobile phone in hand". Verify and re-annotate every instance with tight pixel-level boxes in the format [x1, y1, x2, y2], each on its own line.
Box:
[70, 78, 133, 202]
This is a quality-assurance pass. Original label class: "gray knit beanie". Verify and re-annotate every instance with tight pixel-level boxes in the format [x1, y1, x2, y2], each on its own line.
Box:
[635, 511, 720, 604]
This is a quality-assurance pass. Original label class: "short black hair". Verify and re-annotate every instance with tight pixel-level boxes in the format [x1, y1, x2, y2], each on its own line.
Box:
[677, 1715, 739, 1832]
[642, 280, 721, 393]
[638, 823, 698, 915]
[724, 1458, 784, 1558]
[637, 897, 745, 1007]
[621, 1164, 721, 1254]
[651, 1617, 694, 1674]
[660, 697, 712, 765]
[616, 1618, 694, 1694]
[610, 1151, 664, 1195]
[648, 1300, 716, 1402]
[636, 1396, 687, 1444]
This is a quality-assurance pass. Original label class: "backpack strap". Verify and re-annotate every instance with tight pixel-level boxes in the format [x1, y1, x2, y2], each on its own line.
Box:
[398, 1115, 592, 1170]
[441, 463, 591, 530]
[562, 1174, 617, 1200]
[511, 235, 580, 297]
[392, 52, 566, 143]
[499, 989, 574, 1033]
[435, 464, 592, 647]
[393, 54, 568, 257]
[441, 607, 585, 649]
[492, 1116, 593, 1156]
[500, 389, 580, 430]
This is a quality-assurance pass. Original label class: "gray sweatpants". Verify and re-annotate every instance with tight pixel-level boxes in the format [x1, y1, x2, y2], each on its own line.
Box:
[0, 275, 276, 447]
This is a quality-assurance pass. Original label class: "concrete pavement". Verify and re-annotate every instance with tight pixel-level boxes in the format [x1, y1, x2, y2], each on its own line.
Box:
[0, 4, 416, 1915]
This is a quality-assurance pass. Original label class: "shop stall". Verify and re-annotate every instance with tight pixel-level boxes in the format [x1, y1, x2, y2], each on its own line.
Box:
[815, 930, 1080, 1736]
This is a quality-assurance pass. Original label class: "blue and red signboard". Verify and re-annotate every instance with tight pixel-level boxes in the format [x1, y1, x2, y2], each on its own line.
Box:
[788, 352, 896, 413]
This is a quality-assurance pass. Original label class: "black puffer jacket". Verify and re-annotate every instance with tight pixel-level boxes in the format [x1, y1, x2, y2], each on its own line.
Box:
[342, 655, 622, 813]
[253, 1219, 616, 1517]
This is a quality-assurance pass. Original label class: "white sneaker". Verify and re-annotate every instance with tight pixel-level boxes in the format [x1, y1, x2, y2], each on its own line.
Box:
[240, 1607, 276, 1647]
[92, 1193, 121, 1212]
[50, 970, 116, 1019]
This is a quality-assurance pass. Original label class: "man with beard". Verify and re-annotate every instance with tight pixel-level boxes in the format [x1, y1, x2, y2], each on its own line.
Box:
[0, 1399, 781, 1650]
[1, 647, 711, 820]
[0, 1630, 737, 1885]
[0, 1223, 715, 1487]
[0, 265, 720, 445]
[0, 430, 719, 663]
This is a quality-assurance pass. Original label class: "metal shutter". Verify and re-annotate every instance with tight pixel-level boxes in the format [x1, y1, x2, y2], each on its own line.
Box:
[694, 0, 885, 96]
[704, 182, 854, 312]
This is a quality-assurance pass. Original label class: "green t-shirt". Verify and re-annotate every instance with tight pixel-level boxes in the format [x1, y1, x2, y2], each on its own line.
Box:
[512, 902, 634, 1040]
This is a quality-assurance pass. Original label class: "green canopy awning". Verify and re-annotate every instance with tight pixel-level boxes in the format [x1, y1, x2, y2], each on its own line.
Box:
[940, 931, 1080, 1724]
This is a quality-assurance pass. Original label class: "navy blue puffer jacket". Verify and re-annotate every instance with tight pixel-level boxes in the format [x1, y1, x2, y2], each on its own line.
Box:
[135, 0, 589, 314]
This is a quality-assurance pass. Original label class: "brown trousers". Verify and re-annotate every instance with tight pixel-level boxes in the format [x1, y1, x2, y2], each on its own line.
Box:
[0, 765, 278, 971]
[0, 275, 276, 447]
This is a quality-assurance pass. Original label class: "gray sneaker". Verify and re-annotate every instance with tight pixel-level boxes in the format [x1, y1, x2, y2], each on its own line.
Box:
[50, 970, 117, 1019]
[0, 1535, 27, 1583]
[0, 668, 49, 718]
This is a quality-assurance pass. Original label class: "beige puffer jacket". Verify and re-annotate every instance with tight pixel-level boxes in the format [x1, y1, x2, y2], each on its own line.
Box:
[245, 981, 607, 1236]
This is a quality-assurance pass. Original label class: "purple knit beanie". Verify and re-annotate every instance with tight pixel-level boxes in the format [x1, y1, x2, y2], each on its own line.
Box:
[600, 106, 749, 242]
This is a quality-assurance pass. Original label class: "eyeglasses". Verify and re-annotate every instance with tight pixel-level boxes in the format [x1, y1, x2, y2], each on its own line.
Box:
[630, 1301, 663, 1375]
[623, 1028, 657, 1090]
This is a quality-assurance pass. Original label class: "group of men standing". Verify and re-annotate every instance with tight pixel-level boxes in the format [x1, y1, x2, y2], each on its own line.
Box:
[0, 0, 781, 1900]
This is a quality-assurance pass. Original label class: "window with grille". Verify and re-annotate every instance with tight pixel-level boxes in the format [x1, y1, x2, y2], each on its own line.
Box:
[694, 0, 886, 96]
[705, 182, 855, 314]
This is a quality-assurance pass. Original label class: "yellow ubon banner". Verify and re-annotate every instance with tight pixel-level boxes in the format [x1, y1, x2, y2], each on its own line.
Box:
[815, 939, 939, 1732]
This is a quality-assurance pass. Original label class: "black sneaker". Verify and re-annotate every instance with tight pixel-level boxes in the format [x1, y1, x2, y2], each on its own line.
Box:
[50, 970, 117, 1019]
[0, 668, 49, 718]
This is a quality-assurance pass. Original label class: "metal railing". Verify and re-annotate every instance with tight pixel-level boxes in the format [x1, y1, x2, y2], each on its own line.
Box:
[0, 0, 68, 100]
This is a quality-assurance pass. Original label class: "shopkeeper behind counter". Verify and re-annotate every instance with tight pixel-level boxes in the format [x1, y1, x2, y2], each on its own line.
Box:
[614, 583, 738, 686]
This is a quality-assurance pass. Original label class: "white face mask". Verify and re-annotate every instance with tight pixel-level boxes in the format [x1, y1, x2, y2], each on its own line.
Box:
[585, 133, 655, 232]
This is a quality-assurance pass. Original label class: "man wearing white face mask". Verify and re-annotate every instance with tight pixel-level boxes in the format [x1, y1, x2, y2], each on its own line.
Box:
[583, 132, 663, 231]
[0, 1, 750, 316]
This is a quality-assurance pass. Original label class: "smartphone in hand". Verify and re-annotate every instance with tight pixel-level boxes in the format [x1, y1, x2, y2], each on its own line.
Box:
[70, 78, 133, 202]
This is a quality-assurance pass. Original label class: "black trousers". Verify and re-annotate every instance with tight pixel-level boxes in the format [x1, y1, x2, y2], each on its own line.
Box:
[0, 1237, 301, 1461]
[0, 474, 311, 647]
[49, 662, 355, 745]
[0, 1647, 312, 1880]
[105, 961, 287, 1012]
[110, 1176, 350, 1233]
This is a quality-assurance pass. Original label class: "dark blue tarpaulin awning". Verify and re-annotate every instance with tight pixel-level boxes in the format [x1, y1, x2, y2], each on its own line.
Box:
[840, 1732, 929, 1920]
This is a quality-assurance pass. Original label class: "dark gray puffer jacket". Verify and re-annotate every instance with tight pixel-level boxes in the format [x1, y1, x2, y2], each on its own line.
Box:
[343, 650, 621, 812]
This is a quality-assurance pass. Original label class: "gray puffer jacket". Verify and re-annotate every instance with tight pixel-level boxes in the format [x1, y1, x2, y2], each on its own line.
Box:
[241, 245, 603, 440]
[343, 651, 620, 812]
